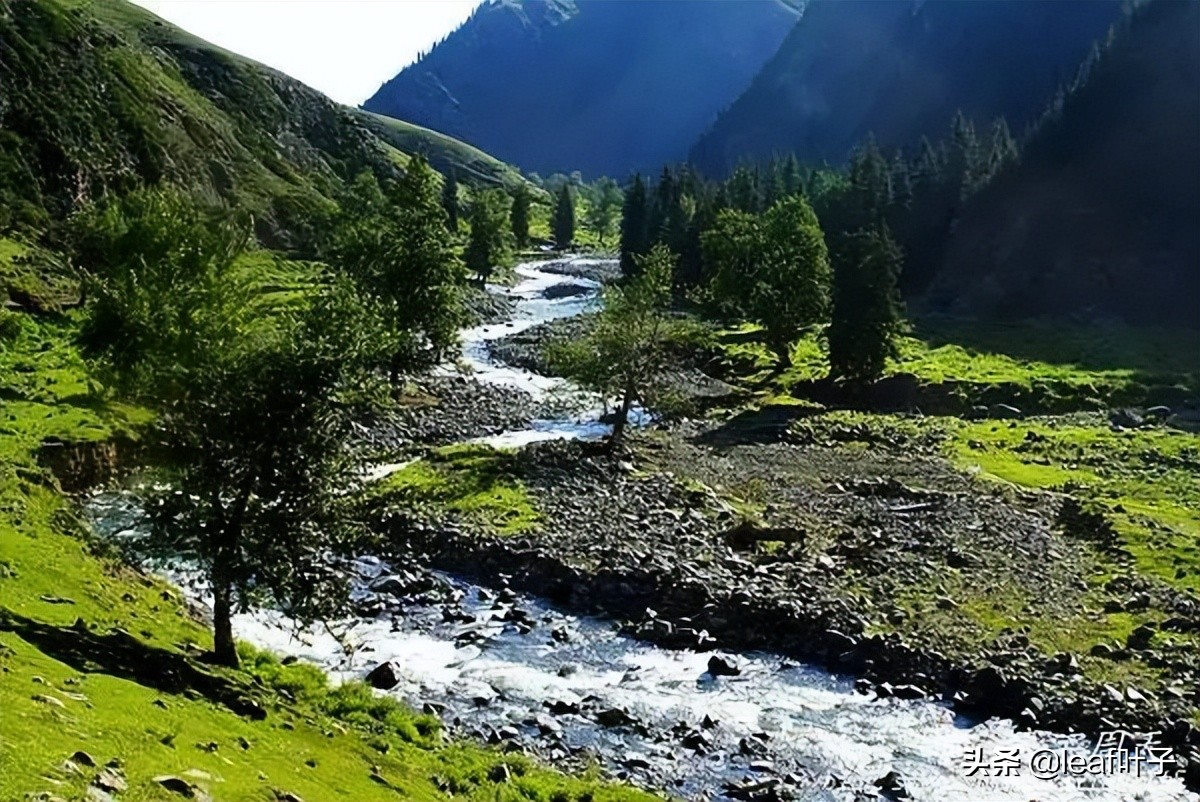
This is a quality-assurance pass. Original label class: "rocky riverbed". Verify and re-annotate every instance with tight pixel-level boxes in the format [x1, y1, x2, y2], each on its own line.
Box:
[376, 427, 1200, 794]
[91, 257, 1200, 800]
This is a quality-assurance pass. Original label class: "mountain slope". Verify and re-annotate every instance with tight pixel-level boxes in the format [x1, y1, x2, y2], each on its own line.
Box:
[690, 0, 1122, 174]
[363, 0, 802, 178]
[928, 0, 1200, 326]
[0, 0, 519, 254]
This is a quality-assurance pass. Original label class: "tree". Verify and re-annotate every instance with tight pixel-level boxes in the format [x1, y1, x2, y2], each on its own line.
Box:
[619, 173, 649, 277]
[701, 196, 830, 369]
[826, 226, 905, 383]
[582, 177, 622, 246]
[465, 188, 513, 284]
[548, 245, 679, 447]
[441, 169, 459, 232]
[510, 183, 531, 250]
[331, 157, 465, 380]
[78, 190, 386, 668]
[552, 184, 575, 249]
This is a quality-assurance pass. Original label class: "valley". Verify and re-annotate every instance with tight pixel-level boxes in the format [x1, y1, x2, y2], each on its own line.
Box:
[2, 0, 1198, 800]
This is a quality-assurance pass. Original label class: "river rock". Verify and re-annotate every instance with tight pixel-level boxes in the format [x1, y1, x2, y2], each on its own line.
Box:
[707, 655, 741, 677]
[365, 662, 401, 690]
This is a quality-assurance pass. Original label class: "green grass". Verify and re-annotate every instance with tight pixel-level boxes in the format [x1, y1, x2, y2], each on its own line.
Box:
[0, 316, 649, 801]
[950, 417, 1200, 593]
[372, 444, 542, 536]
[713, 319, 1199, 411]
[357, 111, 531, 193]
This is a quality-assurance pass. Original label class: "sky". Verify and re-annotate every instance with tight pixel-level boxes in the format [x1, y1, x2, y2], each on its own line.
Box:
[129, 1, 482, 106]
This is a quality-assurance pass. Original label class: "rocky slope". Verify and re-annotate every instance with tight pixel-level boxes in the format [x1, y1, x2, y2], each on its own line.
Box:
[690, 0, 1121, 173]
[363, 0, 802, 177]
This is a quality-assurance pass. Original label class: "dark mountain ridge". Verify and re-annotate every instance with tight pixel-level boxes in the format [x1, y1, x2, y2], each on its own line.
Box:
[690, 0, 1123, 174]
[364, 0, 802, 178]
[929, 0, 1200, 327]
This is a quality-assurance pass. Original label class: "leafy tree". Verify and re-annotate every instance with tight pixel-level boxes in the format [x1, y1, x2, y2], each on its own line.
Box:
[582, 177, 622, 246]
[510, 183, 531, 250]
[552, 184, 575, 249]
[332, 157, 465, 380]
[77, 190, 386, 668]
[548, 245, 679, 446]
[441, 168, 460, 232]
[826, 226, 905, 383]
[619, 173, 649, 277]
[701, 196, 830, 368]
[465, 187, 512, 283]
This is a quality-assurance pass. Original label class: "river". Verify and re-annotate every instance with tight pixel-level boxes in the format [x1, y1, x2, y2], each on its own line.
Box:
[88, 258, 1197, 802]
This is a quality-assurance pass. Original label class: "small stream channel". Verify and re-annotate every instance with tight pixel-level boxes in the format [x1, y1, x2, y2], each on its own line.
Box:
[88, 259, 1196, 802]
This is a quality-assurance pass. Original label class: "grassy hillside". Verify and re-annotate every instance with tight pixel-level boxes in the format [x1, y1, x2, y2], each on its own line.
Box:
[0, 0, 523, 262]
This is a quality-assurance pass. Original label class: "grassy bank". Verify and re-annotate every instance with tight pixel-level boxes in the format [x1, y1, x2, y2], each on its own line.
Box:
[370, 444, 542, 537]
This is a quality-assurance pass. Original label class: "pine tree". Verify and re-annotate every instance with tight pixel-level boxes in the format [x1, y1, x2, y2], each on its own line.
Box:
[510, 183, 531, 250]
[827, 226, 905, 383]
[949, 110, 984, 199]
[620, 173, 649, 277]
[441, 169, 459, 232]
[552, 184, 575, 250]
[987, 117, 1019, 180]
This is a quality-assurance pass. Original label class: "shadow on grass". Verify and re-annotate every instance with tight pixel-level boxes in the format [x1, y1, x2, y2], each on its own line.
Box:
[912, 316, 1200, 382]
[0, 609, 267, 719]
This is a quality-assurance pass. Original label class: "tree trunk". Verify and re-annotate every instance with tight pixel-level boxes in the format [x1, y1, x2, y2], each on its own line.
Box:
[389, 350, 402, 385]
[610, 379, 636, 448]
[212, 581, 239, 668]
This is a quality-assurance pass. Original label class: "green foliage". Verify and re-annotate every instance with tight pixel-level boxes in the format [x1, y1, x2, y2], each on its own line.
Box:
[441, 168, 460, 232]
[580, 177, 622, 246]
[73, 190, 253, 393]
[619, 173, 649, 277]
[77, 189, 388, 666]
[548, 245, 678, 444]
[465, 188, 513, 283]
[826, 227, 905, 382]
[371, 444, 541, 536]
[702, 196, 830, 367]
[510, 183, 532, 250]
[331, 160, 466, 378]
[552, 184, 576, 250]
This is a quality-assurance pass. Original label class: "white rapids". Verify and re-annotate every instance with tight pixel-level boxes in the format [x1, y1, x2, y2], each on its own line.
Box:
[89, 258, 1198, 802]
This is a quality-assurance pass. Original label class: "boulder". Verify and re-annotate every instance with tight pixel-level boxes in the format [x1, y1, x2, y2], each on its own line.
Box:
[365, 661, 401, 690]
[707, 655, 741, 677]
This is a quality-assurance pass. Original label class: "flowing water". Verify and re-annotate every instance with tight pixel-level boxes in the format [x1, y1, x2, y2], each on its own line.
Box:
[89, 259, 1197, 802]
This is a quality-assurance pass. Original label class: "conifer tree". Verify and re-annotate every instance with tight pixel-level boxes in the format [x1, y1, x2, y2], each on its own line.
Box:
[620, 173, 649, 277]
[987, 117, 1019, 180]
[552, 184, 575, 249]
[510, 183, 531, 250]
[827, 226, 905, 383]
[441, 168, 459, 232]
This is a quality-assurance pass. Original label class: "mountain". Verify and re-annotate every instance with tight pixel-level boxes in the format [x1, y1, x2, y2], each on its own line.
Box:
[927, 0, 1200, 327]
[0, 0, 522, 254]
[363, 0, 803, 178]
[690, 0, 1122, 174]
